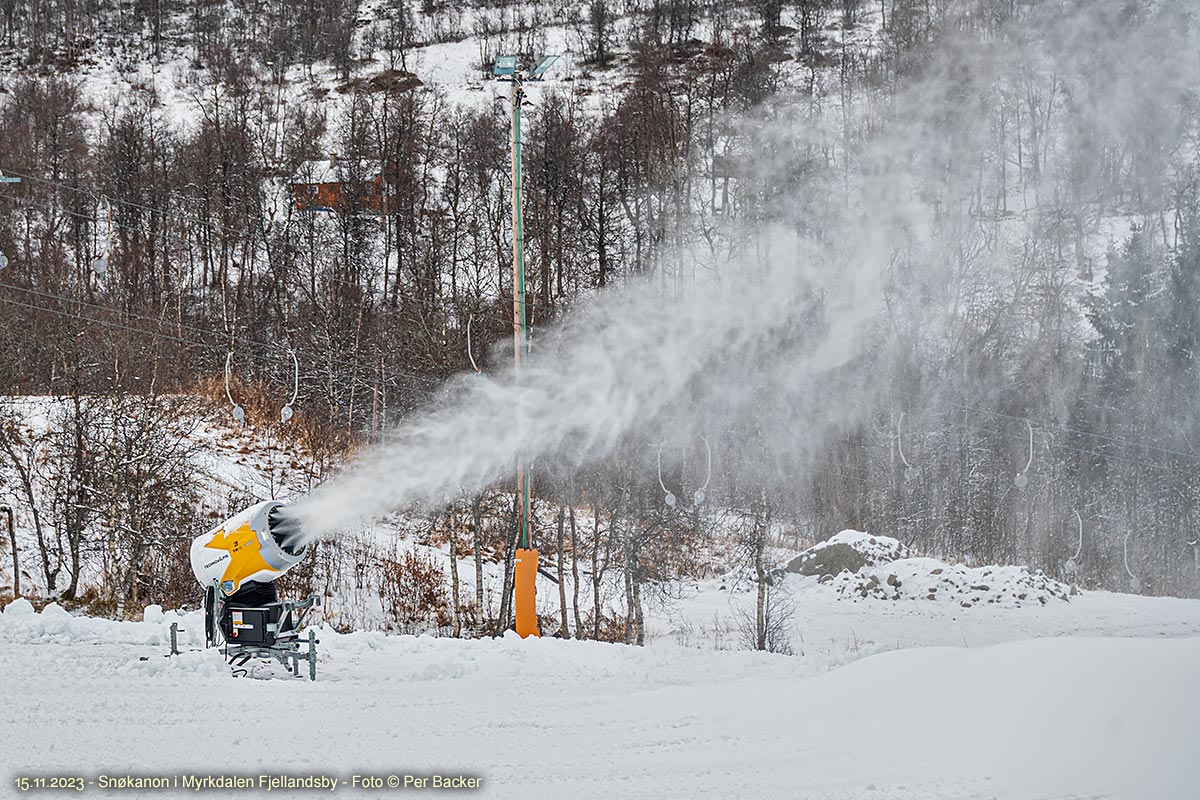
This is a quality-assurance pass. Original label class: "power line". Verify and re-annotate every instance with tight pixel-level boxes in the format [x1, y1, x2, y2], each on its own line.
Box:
[10, 270, 1189, 474]
[5, 181, 1193, 470]
[1, 165, 270, 242]
[0, 165, 550, 320]
[5, 284, 1190, 487]
[0, 293, 202, 350]
[908, 414, 1193, 476]
[0, 270, 526, 384]
[0, 288, 454, 395]
[889, 385, 1200, 466]
[0, 191, 539, 333]
[957, 421, 1158, 474]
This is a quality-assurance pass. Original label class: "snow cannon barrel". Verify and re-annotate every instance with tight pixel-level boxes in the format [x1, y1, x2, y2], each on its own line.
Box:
[190, 500, 308, 596]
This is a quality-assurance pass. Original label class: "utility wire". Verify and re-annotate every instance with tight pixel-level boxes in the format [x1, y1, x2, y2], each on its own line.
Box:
[7, 277, 1190, 474]
[0, 276, 520, 387]
[0, 167, 552, 321]
[0, 192, 536, 333]
[889, 386, 1200, 467]
[5, 188, 1194, 469]
[0, 289, 453, 395]
[4, 288, 1186, 493]
[1, 166, 548, 321]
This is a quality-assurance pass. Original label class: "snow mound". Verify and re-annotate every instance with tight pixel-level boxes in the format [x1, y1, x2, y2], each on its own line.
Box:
[0, 603, 204, 647]
[782, 530, 1073, 609]
[784, 529, 909, 577]
[827, 557, 1072, 608]
[3, 597, 34, 616]
[824, 530, 909, 561]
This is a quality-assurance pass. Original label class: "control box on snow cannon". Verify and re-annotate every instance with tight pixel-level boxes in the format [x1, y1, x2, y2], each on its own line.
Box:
[190, 500, 307, 596]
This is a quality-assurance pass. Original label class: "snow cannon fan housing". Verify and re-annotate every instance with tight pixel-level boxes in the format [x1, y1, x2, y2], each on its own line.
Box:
[190, 500, 307, 596]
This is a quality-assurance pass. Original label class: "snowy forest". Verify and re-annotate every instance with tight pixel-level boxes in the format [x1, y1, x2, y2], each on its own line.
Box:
[1, 0, 1199, 630]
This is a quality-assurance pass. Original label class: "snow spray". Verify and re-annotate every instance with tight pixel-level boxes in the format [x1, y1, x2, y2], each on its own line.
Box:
[286, 0, 1198, 540]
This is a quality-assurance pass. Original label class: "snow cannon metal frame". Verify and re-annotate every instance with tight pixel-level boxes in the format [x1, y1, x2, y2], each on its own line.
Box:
[203, 579, 320, 680]
[192, 500, 322, 680]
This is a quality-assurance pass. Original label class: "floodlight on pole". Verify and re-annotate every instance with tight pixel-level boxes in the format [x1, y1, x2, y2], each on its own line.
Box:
[493, 53, 561, 640]
[529, 55, 560, 78]
[493, 56, 517, 77]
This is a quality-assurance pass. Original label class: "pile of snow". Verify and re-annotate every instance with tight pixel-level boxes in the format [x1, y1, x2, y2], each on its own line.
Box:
[0, 600, 203, 648]
[824, 557, 1072, 607]
[782, 530, 1072, 608]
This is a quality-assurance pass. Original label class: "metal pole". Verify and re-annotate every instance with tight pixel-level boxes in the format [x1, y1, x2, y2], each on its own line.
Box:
[511, 79, 530, 551]
[511, 78, 539, 638]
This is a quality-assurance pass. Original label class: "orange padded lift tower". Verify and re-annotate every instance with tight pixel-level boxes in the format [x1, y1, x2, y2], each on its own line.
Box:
[514, 547, 539, 637]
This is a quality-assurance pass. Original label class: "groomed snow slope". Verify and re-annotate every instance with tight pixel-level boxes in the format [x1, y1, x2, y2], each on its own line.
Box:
[2, 598, 1198, 799]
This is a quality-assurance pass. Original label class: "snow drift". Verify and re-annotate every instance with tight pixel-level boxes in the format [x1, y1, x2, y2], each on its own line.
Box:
[1, 601, 1196, 798]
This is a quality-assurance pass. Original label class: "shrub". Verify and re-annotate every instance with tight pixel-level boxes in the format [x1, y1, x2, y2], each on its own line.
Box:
[378, 549, 453, 634]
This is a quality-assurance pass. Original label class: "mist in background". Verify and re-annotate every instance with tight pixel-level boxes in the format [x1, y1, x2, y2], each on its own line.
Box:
[291, 0, 1200, 592]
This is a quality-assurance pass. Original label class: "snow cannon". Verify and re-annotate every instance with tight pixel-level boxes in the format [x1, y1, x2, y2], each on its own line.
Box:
[190, 500, 321, 679]
[190, 500, 307, 596]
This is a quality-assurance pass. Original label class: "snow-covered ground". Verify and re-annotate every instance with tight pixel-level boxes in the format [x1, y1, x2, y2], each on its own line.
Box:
[2, 586, 1197, 799]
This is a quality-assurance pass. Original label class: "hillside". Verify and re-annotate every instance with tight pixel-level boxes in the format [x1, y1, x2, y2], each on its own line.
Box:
[4, 0, 1199, 603]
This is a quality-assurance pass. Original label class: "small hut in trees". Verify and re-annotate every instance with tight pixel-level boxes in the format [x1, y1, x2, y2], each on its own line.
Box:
[290, 159, 393, 213]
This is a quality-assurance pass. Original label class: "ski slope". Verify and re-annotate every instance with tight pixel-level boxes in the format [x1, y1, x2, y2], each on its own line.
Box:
[2, 591, 1198, 799]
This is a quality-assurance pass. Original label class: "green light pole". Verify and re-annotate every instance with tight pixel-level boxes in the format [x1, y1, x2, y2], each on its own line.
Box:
[510, 73, 530, 553]
[494, 54, 559, 638]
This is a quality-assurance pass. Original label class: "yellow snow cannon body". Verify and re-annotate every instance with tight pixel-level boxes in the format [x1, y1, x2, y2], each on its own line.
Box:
[190, 500, 307, 597]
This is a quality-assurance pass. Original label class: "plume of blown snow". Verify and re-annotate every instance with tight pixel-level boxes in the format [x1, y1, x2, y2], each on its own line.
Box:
[288, 0, 1199, 539]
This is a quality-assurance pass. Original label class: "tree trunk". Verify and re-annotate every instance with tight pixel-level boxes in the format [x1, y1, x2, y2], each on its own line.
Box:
[448, 505, 461, 637]
[496, 493, 519, 635]
[569, 505, 582, 638]
[556, 501, 569, 637]
[472, 493, 485, 631]
[754, 493, 771, 651]
[3, 507, 18, 597]
[755, 565, 767, 651]
[591, 502, 604, 640]
[622, 520, 634, 645]
[632, 564, 645, 647]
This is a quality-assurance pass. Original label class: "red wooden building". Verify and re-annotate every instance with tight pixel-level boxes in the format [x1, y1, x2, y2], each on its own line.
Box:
[290, 160, 393, 213]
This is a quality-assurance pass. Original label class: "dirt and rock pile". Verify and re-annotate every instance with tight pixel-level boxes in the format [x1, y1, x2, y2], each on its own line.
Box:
[784, 530, 1072, 608]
